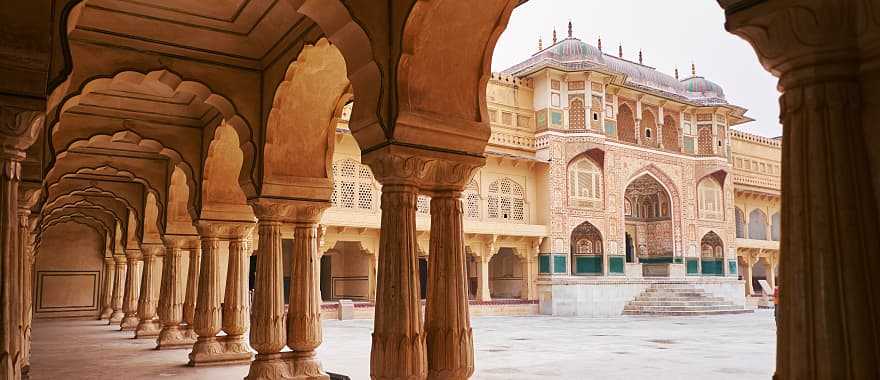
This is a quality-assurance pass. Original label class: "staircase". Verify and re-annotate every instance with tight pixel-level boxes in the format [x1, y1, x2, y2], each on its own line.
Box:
[623, 283, 752, 316]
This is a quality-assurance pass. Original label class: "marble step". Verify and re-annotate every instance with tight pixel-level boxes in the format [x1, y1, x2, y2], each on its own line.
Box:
[628, 300, 734, 307]
[634, 296, 728, 302]
[622, 309, 753, 316]
[624, 305, 742, 312]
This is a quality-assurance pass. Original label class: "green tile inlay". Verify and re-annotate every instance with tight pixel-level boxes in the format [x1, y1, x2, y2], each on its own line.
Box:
[686, 258, 700, 275]
[553, 255, 567, 273]
[609, 256, 624, 274]
[539, 255, 550, 274]
[574, 256, 601, 274]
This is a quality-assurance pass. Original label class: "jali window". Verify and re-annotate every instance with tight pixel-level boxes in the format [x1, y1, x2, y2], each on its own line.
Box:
[331, 159, 377, 211]
[569, 158, 602, 207]
[698, 177, 723, 220]
[487, 177, 527, 223]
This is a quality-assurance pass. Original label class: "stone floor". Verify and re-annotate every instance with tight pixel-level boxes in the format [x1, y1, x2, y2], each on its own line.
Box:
[30, 310, 776, 379]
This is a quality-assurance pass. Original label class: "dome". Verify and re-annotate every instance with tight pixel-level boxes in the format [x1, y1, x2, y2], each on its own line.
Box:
[681, 76, 725, 99]
[544, 38, 603, 63]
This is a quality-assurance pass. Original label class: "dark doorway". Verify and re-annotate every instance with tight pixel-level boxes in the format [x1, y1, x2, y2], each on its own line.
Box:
[626, 233, 634, 263]
[320, 255, 332, 301]
[418, 257, 428, 300]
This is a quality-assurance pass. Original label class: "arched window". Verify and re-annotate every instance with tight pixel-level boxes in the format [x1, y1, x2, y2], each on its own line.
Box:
[700, 231, 724, 259]
[576, 239, 593, 254]
[463, 179, 481, 220]
[662, 115, 680, 151]
[487, 178, 527, 223]
[641, 109, 657, 147]
[569, 97, 585, 130]
[735, 207, 746, 238]
[569, 158, 602, 206]
[698, 177, 723, 220]
[771, 212, 781, 241]
[331, 159, 377, 211]
[617, 103, 636, 143]
[749, 209, 768, 240]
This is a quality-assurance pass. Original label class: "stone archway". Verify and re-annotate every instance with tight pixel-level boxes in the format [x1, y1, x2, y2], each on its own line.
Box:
[570, 221, 603, 276]
[700, 231, 724, 276]
[488, 248, 523, 299]
[624, 172, 674, 276]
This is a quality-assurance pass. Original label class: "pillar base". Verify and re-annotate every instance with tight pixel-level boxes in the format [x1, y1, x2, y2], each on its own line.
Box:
[120, 315, 139, 330]
[99, 308, 113, 320]
[183, 325, 198, 341]
[156, 325, 196, 349]
[108, 311, 124, 324]
[288, 351, 330, 380]
[188, 336, 253, 366]
[134, 319, 162, 338]
[246, 352, 294, 380]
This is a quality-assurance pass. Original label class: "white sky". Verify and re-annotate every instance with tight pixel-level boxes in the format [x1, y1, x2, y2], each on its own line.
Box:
[490, 0, 782, 137]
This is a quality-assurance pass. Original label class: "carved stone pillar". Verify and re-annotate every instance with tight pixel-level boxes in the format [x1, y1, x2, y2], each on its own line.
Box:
[156, 237, 192, 349]
[287, 202, 330, 379]
[0, 108, 41, 380]
[189, 227, 226, 365]
[182, 239, 201, 341]
[368, 255, 378, 302]
[222, 227, 255, 362]
[724, 2, 880, 377]
[109, 255, 127, 323]
[120, 250, 143, 331]
[247, 199, 330, 379]
[100, 257, 115, 319]
[135, 244, 163, 338]
[476, 256, 491, 302]
[18, 206, 37, 376]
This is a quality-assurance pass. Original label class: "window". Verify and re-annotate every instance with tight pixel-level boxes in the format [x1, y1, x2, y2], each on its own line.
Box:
[501, 112, 512, 125]
[488, 109, 497, 123]
[645, 129, 652, 138]
[551, 93, 561, 107]
[683, 122, 695, 135]
[463, 179, 481, 220]
[698, 177, 723, 220]
[569, 98, 585, 129]
[487, 177, 527, 223]
[417, 195, 430, 215]
[331, 159, 377, 211]
[749, 209, 768, 240]
[605, 105, 614, 118]
[735, 208, 746, 238]
[569, 158, 602, 203]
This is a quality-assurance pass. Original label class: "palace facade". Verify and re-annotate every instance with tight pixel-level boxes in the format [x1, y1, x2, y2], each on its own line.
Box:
[316, 28, 782, 316]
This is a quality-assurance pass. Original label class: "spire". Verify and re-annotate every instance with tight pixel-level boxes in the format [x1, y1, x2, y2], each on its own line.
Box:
[538, 36, 543, 51]
[675, 67, 679, 80]
[552, 28, 557, 44]
[568, 20, 573, 38]
[598, 36, 602, 52]
[691, 62, 696, 76]
[639, 50, 643, 64]
[618, 44, 623, 58]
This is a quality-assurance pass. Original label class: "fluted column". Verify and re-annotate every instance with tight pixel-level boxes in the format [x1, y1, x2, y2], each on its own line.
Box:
[100, 257, 115, 319]
[287, 203, 330, 379]
[0, 109, 41, 380]
[476, 256, 490, 302]
[19, 210, 36, 376]
[156, 237, 191, 349]
[135, 244, 163, 338]
[425, 191, 474, 380]
[724, 2, 880, 377]
[120, 250, 143, 331]
[109, 256, 127, 323]
[188, 230, 224, 365]
[222, 228, 255, 361]
[182, 240, 201, 341]
[247, 201, 290, 379]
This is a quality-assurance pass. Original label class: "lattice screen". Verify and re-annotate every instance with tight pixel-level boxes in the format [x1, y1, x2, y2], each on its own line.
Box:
[417, 195, 430, 215]
[487, 177, 527, 223]
[463, 179, 481, 220]
[331, 159, 377, 211]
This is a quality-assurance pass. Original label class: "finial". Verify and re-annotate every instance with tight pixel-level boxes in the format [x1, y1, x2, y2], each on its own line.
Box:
[568, 20, 573, 38]
[618, 44, 623, 58]
[675, 67, 679, 80]
[639, 50, 643, 64]
[598, 36, 602, 52]
[538, 36, 543, 51]
[552, 28, 557, 44]
[692, 62, 696, 76]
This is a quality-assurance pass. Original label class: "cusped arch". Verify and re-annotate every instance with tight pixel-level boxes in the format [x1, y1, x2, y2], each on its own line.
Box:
[44, 186, 142, 241]
[49, 69, 257, 198]
[36, 212, 111, 256]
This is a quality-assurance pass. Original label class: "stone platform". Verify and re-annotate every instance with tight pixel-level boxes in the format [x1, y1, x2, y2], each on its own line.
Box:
[623, 283, 752, 316]
[537, 276, 747, 317]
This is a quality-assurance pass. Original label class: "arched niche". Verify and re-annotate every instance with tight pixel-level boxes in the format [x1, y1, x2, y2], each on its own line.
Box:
[570, 221, 603, 275]
[201, 122, 253, 222]
[700, 231, 725, 276]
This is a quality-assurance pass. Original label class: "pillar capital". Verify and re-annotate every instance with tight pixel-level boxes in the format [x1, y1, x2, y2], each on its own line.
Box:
[162, 235, 194, 249]
[0, 106, 44, 160]
[196, 220, 254, 240]
[248, 198, 329, 224]
[124, 248, 142, 260]
[141, 243, 165, 257]
[113, 255, 127, 264]
[362, 144, 484, 193]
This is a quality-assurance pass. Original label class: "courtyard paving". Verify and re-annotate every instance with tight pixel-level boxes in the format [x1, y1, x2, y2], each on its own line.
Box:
[30, 310, 776, 379]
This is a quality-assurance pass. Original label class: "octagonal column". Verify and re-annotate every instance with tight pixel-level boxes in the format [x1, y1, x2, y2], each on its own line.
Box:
[109, 255, 127, 323]
[724, 2, 880, 377]
[188, 226, 225, 366]
[120, 249, 143, 331]
[182, 239, 201, 341]
[99, 257, 115, 319]
[246, 205, 287, 379]
[222, 226, 255, 362]
[135, 244, 164, 338]
[156, 237, 192, 349]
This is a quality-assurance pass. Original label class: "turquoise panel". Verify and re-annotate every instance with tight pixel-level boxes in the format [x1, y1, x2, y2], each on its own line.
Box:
[683, 137, 695, 153]
[639, 257, 674, 264]
[553, 255, 567, 273]
[728, 260, 738, 275]
[604, 120, 617, 135]
[686, 258, 700, 275]
[609, 256, 625, 274]
[574, 256, 602, 275]
[539, 255, 550, 274]
[701, 260, 724, 276]
[551, 111, 563, 125]
[674, 257, 684, 264]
